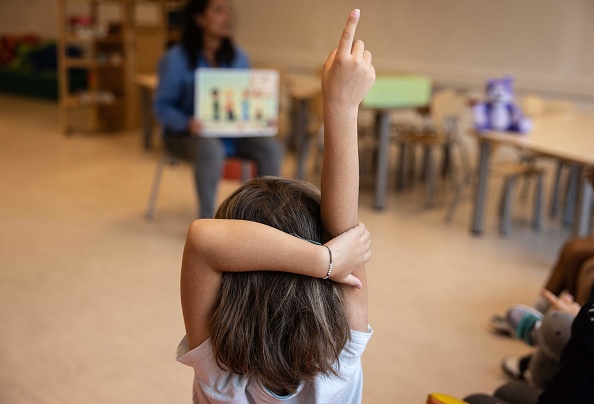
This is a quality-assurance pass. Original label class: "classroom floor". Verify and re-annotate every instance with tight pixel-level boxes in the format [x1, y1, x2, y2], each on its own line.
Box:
[0, 93, 572, 403]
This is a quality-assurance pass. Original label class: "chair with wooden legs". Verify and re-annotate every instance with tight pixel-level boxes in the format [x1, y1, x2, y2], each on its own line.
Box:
[393, 89, 468, 207]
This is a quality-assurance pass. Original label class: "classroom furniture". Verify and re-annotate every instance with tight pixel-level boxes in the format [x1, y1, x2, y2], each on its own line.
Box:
[393, 88, 467, 208]
[136, 73, 158, 148]
[495, 162, 545, 235]
[285, 74, 322, 180]
[471, 110, 594, 237]
[56, 0, 181, 134]
[145, 155, 255, 220]
[360, 75, 432, 210]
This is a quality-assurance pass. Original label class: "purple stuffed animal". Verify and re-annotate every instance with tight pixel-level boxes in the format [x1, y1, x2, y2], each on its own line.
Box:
[473, 76, 532, 134]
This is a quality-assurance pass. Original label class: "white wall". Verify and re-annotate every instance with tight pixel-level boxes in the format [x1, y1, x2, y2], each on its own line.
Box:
[1, 0, 592, 103]
[234, 0, 594, 103]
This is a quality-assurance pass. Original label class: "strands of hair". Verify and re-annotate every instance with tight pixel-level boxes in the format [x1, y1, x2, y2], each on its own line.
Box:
[209, 177, 351, 395]
[182, 0, 236, 69]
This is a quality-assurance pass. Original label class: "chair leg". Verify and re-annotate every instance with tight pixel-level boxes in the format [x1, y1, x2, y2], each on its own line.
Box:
[396, 142, 406, 191]
[533, 174, 544, 231]
[424, 145, 435, 208]
[549, 161, 565, 218]
[444, 168, 469, 223]
[563, 165, 580, 228]
[441, 143, 451, 180]
[240, 160, 253, 184]
[500, 176, 517, 236]
[519, 174, 531, 203]
[420, 145, 429, 181]
[145, 156, 171, 221]
[407, 144, 416, 187]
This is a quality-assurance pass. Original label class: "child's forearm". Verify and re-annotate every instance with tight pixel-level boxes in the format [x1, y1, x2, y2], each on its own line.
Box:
[319, 9, 375, 332]
[321, 107, 360, 237]
[185, 219, 329, 278]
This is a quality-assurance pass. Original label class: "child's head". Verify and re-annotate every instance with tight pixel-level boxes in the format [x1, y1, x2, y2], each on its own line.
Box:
[212, 177, 350, 394]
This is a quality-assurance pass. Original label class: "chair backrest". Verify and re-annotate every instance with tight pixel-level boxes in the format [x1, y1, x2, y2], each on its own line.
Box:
[430, 89, 468, 138]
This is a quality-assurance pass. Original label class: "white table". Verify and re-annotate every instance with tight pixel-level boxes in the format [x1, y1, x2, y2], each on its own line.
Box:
[471, 111, 594, 236]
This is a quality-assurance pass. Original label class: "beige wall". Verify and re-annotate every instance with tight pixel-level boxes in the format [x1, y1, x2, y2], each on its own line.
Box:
[234, 0, 594, 102]
[1, 0, 592, 102]
[0, 0, 58, 38]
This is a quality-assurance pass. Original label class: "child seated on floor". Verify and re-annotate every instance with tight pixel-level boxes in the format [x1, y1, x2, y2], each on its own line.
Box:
[175, 8, 376, 403]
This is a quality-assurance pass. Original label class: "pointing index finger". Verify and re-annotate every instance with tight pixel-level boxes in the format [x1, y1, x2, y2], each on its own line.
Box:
[337, 9, 360, 56]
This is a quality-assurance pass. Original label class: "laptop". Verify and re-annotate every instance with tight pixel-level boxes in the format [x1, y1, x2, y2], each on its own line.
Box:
[194, 68, 279, 137]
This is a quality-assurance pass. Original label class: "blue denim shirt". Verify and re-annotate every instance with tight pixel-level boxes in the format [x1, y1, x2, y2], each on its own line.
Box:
[153, 44, 250, 155]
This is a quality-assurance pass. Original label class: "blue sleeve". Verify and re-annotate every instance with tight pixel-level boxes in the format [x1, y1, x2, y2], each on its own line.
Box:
[153, 49, 191, 133]
[234, 47, 251, 69]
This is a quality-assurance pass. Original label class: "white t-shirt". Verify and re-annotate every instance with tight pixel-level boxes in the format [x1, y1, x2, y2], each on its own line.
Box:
[176, 327, 373, 404]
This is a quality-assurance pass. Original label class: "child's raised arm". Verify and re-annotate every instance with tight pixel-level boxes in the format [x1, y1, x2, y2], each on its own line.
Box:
[321, 9, 375, 331]
[181, 219, 371, 349]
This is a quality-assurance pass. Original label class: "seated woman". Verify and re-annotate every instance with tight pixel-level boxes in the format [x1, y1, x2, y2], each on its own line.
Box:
[153, 0, 282, 218]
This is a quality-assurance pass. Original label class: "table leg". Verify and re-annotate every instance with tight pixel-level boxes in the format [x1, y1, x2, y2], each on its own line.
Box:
[374, 111, 391, 210]
[572, 166, 593, 237]
[140, 86, 153, 150]
[471, 139, 492, 235]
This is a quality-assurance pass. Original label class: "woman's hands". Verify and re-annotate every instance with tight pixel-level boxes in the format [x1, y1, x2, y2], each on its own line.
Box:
[322, 9, 376, 117]
[324, 222, 371, 288]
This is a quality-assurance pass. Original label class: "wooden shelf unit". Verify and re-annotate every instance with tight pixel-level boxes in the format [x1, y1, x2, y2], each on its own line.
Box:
[56, 0, 180, 134]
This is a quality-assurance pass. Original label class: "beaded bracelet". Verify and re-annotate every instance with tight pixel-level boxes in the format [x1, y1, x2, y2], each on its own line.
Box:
[321, 245, 333, 280]
[289, 233, 333, 280]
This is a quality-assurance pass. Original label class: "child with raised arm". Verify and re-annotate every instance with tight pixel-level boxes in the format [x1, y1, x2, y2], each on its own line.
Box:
[176, 9, 376, 403]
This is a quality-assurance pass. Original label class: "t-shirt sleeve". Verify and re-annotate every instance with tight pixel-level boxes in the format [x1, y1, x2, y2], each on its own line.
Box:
[313, 326, 373, 403]
[176, 336, 247, 398]
[337, 326, 374, 376]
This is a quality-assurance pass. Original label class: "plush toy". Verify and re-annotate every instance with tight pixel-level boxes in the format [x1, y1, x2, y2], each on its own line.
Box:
[473, 76, 532, 133]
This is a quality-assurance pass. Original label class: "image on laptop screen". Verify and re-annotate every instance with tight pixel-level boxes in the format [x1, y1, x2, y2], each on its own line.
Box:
[195, 68, 279, 137]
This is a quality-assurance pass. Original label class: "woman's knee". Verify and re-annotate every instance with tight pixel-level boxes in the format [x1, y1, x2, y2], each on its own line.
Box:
[238, 137, 283, 175]
[195, 138, 226, 166]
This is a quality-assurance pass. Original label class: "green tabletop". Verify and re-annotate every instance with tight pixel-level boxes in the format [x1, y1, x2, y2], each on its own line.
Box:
[362, 75, 431, 109]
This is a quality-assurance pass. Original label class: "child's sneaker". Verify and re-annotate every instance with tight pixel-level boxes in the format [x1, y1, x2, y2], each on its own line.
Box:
[489, 314, 513, 336]
[501, 354, 533, 383]
[506, 305, 543, 346]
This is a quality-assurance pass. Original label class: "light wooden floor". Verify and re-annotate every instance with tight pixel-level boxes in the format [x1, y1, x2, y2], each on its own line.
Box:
[0, 93, 572, 403]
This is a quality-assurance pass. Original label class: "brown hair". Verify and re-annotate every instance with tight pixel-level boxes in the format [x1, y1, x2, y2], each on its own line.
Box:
[210, 177, 350, 395]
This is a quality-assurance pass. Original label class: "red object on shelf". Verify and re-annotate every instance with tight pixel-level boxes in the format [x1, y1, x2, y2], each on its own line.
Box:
[223, 158, 256, 181]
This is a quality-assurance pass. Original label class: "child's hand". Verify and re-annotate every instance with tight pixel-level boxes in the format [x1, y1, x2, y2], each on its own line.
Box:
[542, 289, 581, 317]
[322, 9, 376, 115]
[324, 222, 371, 288]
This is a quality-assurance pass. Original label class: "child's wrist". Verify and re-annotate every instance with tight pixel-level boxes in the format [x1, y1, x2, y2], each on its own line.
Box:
[321, 245, 333, 280]
[323, 102, 359, 120]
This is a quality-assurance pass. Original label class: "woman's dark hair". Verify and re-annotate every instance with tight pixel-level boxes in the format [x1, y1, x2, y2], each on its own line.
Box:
[182, 0, 237, 69]
[210, 177, 350, 396]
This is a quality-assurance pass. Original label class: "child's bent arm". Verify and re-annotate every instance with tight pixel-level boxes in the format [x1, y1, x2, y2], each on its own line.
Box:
[180, 219, 370, 348]
[321, 9, 375, 332]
